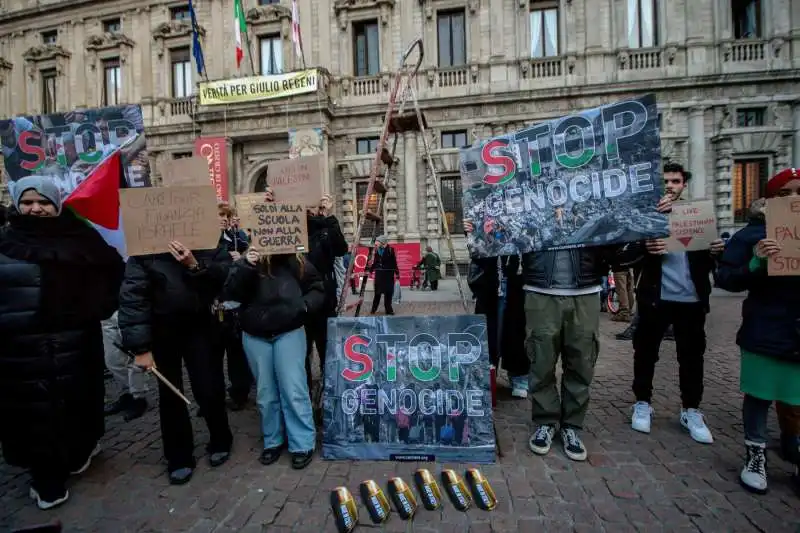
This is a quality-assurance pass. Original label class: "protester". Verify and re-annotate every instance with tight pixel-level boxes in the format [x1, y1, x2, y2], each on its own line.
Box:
[630, 163, 725, 443]
[417, 246, 441, 290]
[464, 216, 652, 462]
[214, 202, 251, 410]
[715, 169, 800, 495]
[0, 203, 7, 226]
[611, 266, 635, 322]
[370, 235, 400, 315]
[223, 247, 325, 469]
[103, 311, 149, 421]
[0, 176, 124, 509]
[467, 254, 529, 398]
[118, 239, 234, 485]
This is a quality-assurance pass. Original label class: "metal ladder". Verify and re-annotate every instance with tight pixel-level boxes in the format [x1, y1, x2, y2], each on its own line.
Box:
[336, 38, 470, 316]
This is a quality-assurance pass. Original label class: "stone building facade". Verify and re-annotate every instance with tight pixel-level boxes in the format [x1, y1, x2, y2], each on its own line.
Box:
[0, 0, 799, 271]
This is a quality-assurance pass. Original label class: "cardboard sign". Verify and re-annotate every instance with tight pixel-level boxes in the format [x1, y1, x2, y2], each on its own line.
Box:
[120, 186, 220, 256]
[160, 156, 211, 188]
[766, 195, 800, 276]
[265, 154, 324, 206]
[665, 200, 718, 252]
[234, 193, 266, 230]
[249, 203, 309, 256]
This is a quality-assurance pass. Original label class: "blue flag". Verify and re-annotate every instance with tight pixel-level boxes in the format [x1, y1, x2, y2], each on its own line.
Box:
[189, 0, 206, 77]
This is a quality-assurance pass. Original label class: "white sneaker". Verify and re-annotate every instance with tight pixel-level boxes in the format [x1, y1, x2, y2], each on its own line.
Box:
[680, 408, 713, 444]
[29, 486, 69, 510]
[510, 376, 528, 399]
[70, 443, 102, 475]
[631, 402, 653, 433]
[740, 441, 768, 494]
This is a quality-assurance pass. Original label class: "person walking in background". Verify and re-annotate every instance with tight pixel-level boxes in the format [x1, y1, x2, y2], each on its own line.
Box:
[715, 170, 800, 495]
[118, 239, 234, 486]
[370, 236, 399, 315]
[223, 248, 324, 470]
[215, 202, 252, 411]
[467, 254, 530, 398]
[417, 246, 442, 291]
[103, 310, 149, 421]
[611, 266, 635, 322]
[629, 163, 725, 444]
[0, 176, 124, 509]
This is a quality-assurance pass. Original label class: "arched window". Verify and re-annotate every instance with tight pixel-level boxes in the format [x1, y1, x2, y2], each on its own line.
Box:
[254, 170, 268, 192]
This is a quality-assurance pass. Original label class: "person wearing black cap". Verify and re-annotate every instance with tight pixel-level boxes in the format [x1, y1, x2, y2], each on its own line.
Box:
[0, 176, 124, 509]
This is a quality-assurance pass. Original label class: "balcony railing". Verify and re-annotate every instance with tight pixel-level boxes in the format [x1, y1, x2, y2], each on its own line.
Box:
[619, 48, 662, 70]
[169, 97, 194, 116]
[722, 40, 766, 63]
[521, 57, 563, 79]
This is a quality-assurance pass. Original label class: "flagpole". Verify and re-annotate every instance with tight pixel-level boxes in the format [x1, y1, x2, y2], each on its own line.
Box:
[244, 27, 257, 75]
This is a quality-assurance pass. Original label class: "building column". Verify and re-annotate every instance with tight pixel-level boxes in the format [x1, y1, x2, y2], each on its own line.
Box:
[404, 132, 419, 236]
[793, 101, 800, 168]
[688, 107, 707, 200]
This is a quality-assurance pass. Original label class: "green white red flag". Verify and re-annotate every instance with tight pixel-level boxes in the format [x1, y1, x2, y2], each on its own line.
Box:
[234, 0, 246, 69]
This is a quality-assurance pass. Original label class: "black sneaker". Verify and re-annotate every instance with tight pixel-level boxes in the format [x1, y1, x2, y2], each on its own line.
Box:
[663, 325, 675, 341]
[291, 450, 313, 469]
[123, 397, 148, 422]
[259, 447, 282, 466]
[529, 424, 556, 456]
[29, 481, 69, 510]
[560, 428, 588, 462]
[168, 467, 194, 485]
[104, 393, 133, 416]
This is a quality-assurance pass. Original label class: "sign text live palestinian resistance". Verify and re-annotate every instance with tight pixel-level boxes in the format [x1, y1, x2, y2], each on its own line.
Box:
[767, 195, 800, 275]
[322, 315, 495, 463]
[665, 200, 718, 252]
[459, 94, 668, 257]
[198, 70, 319, 106]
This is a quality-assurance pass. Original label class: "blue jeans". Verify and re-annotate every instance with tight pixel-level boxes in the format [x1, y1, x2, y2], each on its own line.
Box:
[243, 329, 316, 452]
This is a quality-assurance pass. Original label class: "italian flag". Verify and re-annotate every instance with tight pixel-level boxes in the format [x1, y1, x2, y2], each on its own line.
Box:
[234, 0, 246, 69]
[64, 147, 127, 257]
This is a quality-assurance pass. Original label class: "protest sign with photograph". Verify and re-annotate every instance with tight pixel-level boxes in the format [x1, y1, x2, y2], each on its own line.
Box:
[233, 193, 265, 230]
[665, 200, 718, 252]
[766, 195, 800, 276]
[323, 314, 495, 463]
[249, 202, 309, 255]
[460, 94, 668, 257]
[119, 186, 220, 256]
[265, 154, 324, 206]
[160, 156, 211, 188]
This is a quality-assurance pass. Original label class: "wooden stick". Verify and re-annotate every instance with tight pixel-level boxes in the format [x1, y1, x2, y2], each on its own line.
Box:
[149, 367, 192, 406]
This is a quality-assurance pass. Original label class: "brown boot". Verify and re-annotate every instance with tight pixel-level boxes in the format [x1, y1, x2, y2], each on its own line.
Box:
[611, 310, 630, 322]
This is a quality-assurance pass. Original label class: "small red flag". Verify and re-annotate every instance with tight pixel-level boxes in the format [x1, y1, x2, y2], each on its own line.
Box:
[64, 150, 122, 230]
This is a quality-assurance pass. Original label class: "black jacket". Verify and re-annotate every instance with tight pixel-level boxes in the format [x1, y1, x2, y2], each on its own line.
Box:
[220, 228, 249, 254]
[118, 243, 233, 354]
[521, 245, 638, 290]
[370, 246, 399, 292]
[306, 214, 347, 312]
[0, 211, 123, 469]
[716, 216, 800, 362]
[628, 242, 717, 312]
[222, 255, 325, 339]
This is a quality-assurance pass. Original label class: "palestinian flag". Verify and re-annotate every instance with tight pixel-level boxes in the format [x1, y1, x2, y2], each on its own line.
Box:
[234, 0, 246, 69]
[64, 146, 127, 257]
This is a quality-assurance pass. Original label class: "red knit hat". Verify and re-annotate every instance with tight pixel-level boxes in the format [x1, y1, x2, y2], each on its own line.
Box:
[766, 167, 799, 198]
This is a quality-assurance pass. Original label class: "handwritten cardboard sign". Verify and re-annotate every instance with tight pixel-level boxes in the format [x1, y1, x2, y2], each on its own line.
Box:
[120, 186, 220, 256]
[249, 203, 309, 256]
[665, 200, 718, 252]
[766, 195, 800, 276]
[234, 193, 266, 230]
[160, 156, 212, 188]
[265, 154, 324, 206]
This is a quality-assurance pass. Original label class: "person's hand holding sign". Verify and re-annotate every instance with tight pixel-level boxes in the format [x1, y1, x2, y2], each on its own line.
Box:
[134, 352, 155, 372]
[645, 239, 668, 255]
[463, 219, 474, 234]
[754, 238, 781, 259]
[168, 240, 199, 269]
[245, 248, 261, 265]
[263, 187, 275, 203]
[709, 239, 725, 255]
[656, 195, 673, 214]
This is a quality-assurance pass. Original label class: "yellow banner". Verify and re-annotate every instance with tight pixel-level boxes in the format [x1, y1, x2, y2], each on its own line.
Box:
[199, 69, 319, 106]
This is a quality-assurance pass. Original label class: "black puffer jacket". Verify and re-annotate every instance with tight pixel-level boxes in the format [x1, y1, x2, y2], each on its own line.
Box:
[222, 254, 325, 339]
[716, 214, 800, 362]
[118, 243, 233, 354]
[307, 214, 348, 312]
[521, 244, 639, 290]
[0, 210, 123, 469]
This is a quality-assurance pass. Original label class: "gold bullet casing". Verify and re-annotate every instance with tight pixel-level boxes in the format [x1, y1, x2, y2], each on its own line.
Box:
[387, 477, 418, 520]
[413, 468, 443, 510]
[359, 479, 391, 524]
[441, 469, 472, 511]
[330, 487, 358, 533]
[465, 468, 498, 511]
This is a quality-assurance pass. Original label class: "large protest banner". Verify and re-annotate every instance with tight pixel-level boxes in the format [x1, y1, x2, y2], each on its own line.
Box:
[322, 315, 496, 463]
[199, 69, 319, 106]
[0, 105, 151, 195]
[351, 242, 422, 287]
[460, 94, 668, 257]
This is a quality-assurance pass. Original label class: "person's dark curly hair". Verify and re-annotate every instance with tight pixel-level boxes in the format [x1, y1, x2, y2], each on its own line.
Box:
[663, 162, 692, 182]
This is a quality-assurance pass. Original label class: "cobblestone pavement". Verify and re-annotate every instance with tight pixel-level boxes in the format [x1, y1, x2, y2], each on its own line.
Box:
[2, 295, 799, 533]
